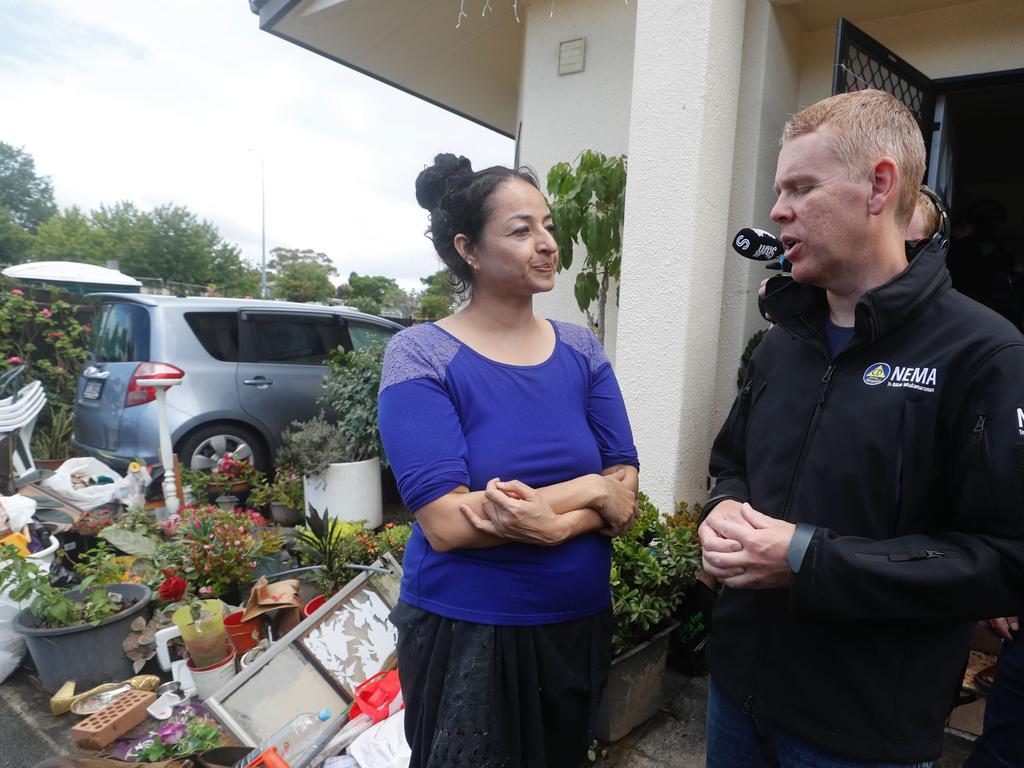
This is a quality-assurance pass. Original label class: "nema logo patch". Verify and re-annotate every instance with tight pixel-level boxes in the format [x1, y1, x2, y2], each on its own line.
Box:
[863, 363, 891, 386]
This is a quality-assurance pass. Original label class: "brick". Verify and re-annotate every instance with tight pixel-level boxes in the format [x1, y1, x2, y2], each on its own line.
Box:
[71, 690, 157, 750]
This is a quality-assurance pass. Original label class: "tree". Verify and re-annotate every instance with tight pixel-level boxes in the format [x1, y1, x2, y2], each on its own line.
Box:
[344, 272, 407, 316]
[267, 247, 337, 278]
[31, 207, 114, 265]
[273, 260, 335, 303]
[419, 270, 456, 320]
[547, 150, 627, 346]
[0, 142, 57, 233]
[0, 207, 32, 265]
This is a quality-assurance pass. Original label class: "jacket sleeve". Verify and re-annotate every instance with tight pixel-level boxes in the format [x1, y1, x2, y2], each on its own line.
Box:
[702, 367, 756, 523]
[789, 344, 1024, 621]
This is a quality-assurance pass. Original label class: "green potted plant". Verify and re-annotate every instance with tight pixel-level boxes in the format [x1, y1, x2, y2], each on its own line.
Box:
[249, 465, 305, 527]
[293, 506, 377, 616]
[595, 492, 701, 742]
[299, 341, 387, 527]
[1, 544, 152, 693]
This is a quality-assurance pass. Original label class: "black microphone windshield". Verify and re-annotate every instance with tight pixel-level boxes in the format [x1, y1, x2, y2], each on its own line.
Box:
[732, 228, 784, 261]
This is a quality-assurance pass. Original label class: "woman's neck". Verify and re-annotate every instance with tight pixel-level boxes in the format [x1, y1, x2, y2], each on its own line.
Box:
[459, 289, 536, 335]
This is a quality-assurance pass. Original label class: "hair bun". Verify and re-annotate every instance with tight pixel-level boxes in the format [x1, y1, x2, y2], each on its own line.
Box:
[415, 153, 474, 211]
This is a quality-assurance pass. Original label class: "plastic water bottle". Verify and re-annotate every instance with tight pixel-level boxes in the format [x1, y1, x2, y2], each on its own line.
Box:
[236, 709, 332, 768]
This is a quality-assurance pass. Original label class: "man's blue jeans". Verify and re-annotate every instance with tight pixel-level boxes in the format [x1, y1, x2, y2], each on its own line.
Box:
[967, 632, 1024, 767]
[706, 676, 935, 768]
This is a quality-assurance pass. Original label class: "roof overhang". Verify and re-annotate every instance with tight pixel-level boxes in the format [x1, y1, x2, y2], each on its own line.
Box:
[251, 0, 524, 137]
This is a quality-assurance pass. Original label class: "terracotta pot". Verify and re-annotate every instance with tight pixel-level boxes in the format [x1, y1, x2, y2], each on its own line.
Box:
[224, 610, 261, 655]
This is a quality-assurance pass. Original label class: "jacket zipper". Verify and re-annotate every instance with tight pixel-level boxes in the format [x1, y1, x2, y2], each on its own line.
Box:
[779, 363, 836, 521]
[745, 361, 835, 717]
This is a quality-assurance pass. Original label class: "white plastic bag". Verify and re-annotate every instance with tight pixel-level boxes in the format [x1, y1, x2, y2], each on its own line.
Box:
[0, 592, 25, 684]
[41, 457, 126, 510]
[347, 710, 410, 768]
[0, 494, 37, 533]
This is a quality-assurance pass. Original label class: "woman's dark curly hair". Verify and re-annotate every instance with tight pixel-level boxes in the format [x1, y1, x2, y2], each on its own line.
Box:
[415, 153, 541, 294]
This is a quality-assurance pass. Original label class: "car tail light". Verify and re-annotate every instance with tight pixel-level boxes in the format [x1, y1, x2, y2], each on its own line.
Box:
[125, 362, 185, 407]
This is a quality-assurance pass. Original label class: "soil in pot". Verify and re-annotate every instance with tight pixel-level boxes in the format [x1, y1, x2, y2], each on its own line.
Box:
[13, 582, 152, 693]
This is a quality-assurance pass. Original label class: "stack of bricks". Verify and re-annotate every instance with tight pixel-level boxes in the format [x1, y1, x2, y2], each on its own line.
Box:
[71, 689, 157, 750]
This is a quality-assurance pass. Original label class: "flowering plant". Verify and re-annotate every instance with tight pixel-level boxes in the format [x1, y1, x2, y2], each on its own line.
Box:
[157, 504, 283, 597]
[72, 508, 115, 536]
[247, 465, 304, 511]
[209, 453, 261, 494]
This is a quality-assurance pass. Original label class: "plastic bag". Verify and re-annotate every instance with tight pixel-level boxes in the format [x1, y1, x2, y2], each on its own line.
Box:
[0, 493, 37, 533]
[347, 710, 410, 768]
[41, 457, 126, 510]
[0, 588, 25, 684]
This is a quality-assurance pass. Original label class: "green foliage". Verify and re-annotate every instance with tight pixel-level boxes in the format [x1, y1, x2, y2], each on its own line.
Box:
[0, 207, 32, 265]
[320, 342, 386, 465]
[419, 270, 456, 320]
[610, 492, 701, 656]
[0, 142, 57, 233]
[0, 544, 129, 628]
[268, 247, 337, 277]
[274, 260, 335, 303]
[547, 150, 627, 344]
[294, 511, 412, 596]
[248, 465, 304, 511]
[135, 718, 223, 761]
[343, 271, 410, 317]
[276, 415, 354, 478]
[0, 283, 90, 457]
[100, 526, 158, 558]
[74, 542, 136, 586]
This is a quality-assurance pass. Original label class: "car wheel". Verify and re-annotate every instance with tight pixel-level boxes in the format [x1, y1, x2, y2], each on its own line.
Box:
[178, 424, 268, 473]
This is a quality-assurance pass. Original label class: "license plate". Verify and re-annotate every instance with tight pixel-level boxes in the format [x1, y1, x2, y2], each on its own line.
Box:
[83, 380, 103, 400]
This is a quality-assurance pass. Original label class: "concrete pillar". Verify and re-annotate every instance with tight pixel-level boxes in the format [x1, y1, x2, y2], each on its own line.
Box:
[615, 0, 748, 514]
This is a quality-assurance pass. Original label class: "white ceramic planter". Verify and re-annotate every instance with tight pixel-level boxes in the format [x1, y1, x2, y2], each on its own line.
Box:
[303, 457, 382, 528]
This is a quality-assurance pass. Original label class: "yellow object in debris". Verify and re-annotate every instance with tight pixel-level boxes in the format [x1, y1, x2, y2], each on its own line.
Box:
[0, 531, 30, 556]
[49, 674, 160, 716]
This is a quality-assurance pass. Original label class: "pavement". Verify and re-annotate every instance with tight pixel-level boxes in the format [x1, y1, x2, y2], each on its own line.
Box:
[0, 662, 976, 768]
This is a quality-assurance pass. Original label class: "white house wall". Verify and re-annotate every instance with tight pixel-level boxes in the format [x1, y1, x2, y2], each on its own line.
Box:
[516, 0, 638, 363]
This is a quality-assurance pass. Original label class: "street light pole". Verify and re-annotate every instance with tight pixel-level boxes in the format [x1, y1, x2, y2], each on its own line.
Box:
[248, 148, 267, 298]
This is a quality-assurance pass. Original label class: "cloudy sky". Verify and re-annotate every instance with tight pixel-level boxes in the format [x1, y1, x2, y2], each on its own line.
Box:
[0, 0, 513, 291]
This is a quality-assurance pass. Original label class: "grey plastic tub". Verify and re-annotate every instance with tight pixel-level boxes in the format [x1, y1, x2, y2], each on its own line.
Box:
[13, 582, 151, 693]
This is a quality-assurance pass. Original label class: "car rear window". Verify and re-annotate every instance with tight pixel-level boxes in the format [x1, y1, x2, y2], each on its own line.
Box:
[89, 303, 150, 363]
[185, 312, 240, 362]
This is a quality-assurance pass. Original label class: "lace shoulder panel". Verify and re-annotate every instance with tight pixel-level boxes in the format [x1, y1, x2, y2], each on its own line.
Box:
[380, 323, 461, 393]
[552, 320, 609, 376]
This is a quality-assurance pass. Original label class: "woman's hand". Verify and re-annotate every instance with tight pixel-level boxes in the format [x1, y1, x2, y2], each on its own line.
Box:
[593, 469, 637, 532]
[460, 478, 570, 546]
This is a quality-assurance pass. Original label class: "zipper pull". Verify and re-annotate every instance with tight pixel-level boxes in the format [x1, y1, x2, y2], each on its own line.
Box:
[818, 365, 835, 404]
[973, 415, 986, 433]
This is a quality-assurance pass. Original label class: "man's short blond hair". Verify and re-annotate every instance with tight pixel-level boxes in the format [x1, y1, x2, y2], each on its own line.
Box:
[782, 89, 925, 230]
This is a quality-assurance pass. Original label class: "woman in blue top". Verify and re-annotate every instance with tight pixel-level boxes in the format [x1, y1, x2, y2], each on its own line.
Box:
[378, 153, 640, 768]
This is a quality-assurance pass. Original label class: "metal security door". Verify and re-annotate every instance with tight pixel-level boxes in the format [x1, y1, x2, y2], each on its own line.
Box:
[832, 19, 938, 153]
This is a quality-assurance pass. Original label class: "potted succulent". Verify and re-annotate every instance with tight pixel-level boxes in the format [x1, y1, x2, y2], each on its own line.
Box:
[1, 543, 152, 692]
[291, 342, 387, 528]
[595, 492, 701, 742]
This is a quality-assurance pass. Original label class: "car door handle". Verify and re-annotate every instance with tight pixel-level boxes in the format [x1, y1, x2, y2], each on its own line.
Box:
[83, 366, 110, 380]
[243, 378, 274, 388]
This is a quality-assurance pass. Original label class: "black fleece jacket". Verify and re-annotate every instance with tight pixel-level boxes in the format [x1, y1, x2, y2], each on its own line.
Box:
[705, 241, 1024, 762]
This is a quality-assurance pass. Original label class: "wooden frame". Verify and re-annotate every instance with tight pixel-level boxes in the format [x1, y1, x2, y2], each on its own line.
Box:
[205, 553, 403, 746]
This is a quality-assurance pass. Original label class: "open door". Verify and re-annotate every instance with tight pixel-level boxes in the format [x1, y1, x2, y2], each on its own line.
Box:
[832, 19, 939, 170]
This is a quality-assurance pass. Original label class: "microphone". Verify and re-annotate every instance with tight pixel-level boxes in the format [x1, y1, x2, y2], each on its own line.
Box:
[731, 228, 791, 271]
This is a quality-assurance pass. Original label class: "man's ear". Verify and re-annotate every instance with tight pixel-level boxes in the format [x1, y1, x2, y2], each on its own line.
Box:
[867, 157, 901, 217]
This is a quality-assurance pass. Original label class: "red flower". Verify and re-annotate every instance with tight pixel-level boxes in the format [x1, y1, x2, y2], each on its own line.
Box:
[158, 576, 188, 602]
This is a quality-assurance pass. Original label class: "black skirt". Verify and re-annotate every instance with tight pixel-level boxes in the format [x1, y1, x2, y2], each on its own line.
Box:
[390, 601, 613, 768]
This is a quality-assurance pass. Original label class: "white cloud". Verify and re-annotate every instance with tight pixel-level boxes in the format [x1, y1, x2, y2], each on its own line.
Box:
[0, 0, 512, 292]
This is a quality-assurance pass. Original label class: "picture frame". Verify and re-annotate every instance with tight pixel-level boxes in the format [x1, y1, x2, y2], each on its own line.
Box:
[205, 553, 403, 746]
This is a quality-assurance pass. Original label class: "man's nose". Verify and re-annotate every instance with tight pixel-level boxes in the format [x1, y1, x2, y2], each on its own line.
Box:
[770, 196, 790, 223]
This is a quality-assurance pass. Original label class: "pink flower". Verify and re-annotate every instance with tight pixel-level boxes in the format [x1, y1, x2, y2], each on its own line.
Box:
[158, 721, 186, 744]
[6, 356, 22, 365]
[10, 289, 23, 296]
[41, 308, 52, 318]
[56, 366, 64, 373]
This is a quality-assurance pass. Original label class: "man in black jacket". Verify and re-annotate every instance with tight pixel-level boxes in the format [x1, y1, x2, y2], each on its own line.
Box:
[700, 89, 1024, 766]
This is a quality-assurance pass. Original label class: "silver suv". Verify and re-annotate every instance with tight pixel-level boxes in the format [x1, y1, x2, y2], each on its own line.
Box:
[71, 295, 402, 471]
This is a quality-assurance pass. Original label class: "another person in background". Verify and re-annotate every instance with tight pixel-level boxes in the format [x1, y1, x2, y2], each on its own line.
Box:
[378, 154, 640, 768]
